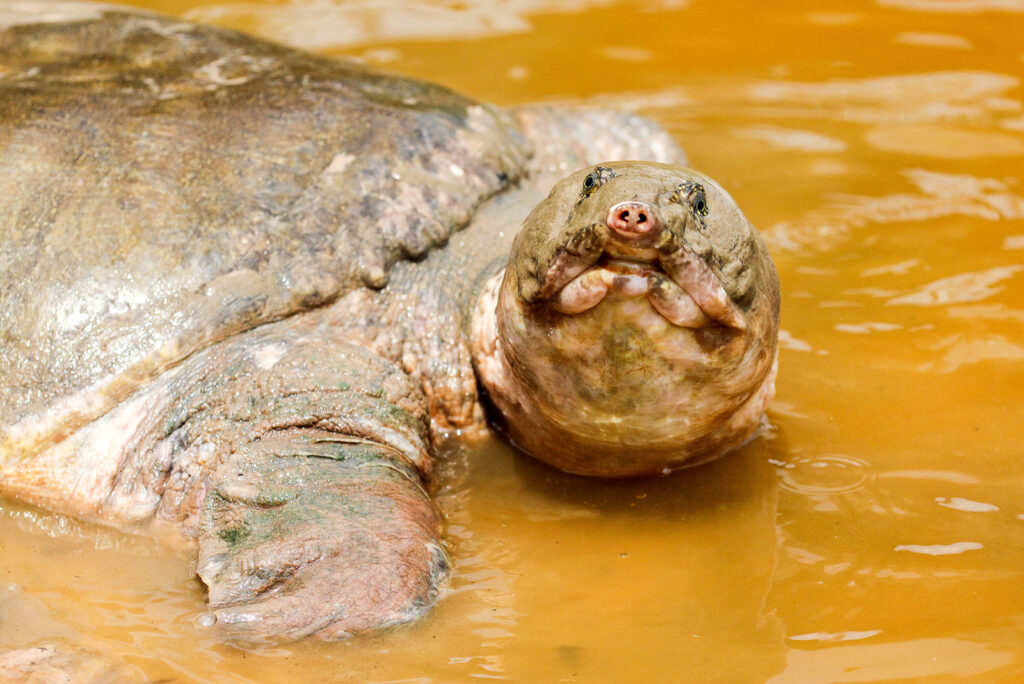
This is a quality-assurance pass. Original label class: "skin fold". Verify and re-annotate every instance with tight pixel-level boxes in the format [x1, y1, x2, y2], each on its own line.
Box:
[0, 2, 778, 645]
[471, 163, 780, 477]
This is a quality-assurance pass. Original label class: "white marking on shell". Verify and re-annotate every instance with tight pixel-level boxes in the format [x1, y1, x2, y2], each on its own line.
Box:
[52, 281, 149, 333]
[325, 153, 356, 175]
[193, 56, 252, 86]
[252, 342, 288, 370]
[449, 163, 465, 177]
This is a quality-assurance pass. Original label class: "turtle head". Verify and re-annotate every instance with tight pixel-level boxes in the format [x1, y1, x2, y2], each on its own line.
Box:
[471, 162, 780, 477]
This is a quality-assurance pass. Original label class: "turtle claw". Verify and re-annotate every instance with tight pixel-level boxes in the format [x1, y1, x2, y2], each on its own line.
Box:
[197, 432, 447, 644]
[201, 537, 448, 643]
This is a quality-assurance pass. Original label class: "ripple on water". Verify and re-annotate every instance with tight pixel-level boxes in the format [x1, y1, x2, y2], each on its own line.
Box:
[878, 0, 1024, 13]
[834, 321, 903, 334]
[888, 264, 1024, 307]
[766, 169, 1024, 251]
[935, 496, 999, 512]
[894, 31, 974, 49]
[929, 335, 1024, 372]
[865, 124, 1024, 158]
[895, 541, 984, 555]
[777, 454, 875, 496]
[733, 125, 847, 152]
[183, 0, 687, 50]
[748, 71, 1019, 124]
[788, 629, 881, 642]
[768, 638, 1017, 683]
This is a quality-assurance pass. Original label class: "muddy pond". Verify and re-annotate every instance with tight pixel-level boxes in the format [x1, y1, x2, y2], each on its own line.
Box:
[2, 0, 1024, 681]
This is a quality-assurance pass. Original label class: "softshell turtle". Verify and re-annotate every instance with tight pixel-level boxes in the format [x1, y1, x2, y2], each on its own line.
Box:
[0, 1, 780, 643]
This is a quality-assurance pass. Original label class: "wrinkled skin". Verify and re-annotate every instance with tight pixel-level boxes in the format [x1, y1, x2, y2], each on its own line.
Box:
[472, 163, 780, 477]
[0, 2, 778, 647]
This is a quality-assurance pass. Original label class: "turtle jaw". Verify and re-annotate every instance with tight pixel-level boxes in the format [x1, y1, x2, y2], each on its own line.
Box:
[470, 161, 780, 477]
[470, 261, 775, 478]
[546, 255, 745, 331]
[530, 211, 747, 332]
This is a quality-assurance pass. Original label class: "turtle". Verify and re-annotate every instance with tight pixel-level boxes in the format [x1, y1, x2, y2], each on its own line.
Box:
[0, 1, 780, 643]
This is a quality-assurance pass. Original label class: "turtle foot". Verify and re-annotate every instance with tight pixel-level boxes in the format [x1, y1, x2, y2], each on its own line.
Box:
[196, 429, 448, 644]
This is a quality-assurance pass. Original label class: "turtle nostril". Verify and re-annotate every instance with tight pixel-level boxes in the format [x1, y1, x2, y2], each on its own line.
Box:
[607, 200, 661, 237]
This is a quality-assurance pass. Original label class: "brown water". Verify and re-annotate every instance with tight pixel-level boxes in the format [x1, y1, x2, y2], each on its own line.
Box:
[3, 0, 1024, 681]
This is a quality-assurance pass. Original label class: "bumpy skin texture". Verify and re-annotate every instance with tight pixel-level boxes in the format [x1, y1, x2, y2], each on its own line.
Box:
[472, 163, 780, 477]
[0, 3, 693, 644]
[0, 4, 528, 465]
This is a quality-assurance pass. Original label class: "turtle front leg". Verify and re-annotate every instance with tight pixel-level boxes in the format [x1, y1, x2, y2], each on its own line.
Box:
[99, 318, 451, 643]
[197, 429, 447, 643]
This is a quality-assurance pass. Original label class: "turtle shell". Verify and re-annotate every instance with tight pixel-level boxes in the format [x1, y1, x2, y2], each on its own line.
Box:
[0, 4, 529, 458]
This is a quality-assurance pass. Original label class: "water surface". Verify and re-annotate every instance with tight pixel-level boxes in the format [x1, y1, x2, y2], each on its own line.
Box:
[2, 0, 1023, 681]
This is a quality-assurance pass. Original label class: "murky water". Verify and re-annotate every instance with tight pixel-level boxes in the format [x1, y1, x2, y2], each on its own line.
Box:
[3, 0, 1024, 681]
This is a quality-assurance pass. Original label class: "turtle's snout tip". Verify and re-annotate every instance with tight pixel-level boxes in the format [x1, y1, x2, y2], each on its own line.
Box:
[606, 201, 661, 239]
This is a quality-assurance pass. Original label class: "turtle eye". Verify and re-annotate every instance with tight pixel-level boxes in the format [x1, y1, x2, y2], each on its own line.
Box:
[692, 189, 709, 216]
[673, 182, 710, 218]
[580, 166, 616, 199]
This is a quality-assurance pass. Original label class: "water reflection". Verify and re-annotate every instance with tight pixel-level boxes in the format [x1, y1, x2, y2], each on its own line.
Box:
[4, 0, 1024, 680]
[887, 265, 1022, 306]
[894, 31, 973, 49]
[769, 638, 1016, 682]
[183, 0, 688, 49]
[767, 169, 1024, 251]
[430, 436, 788, 682]
[734, 125, 847, 153]
[776, 453, 875, 496]
[878, 0, 1024, 13]
[768, 447, 1024, 679]
[747, 71, 1020, 125]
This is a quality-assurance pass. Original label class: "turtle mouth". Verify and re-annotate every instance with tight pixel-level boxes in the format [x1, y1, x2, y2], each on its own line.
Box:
[543, 241, 745, 330]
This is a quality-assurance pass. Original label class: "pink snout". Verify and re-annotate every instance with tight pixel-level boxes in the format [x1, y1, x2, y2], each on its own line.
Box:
[606, 201, 662, 238]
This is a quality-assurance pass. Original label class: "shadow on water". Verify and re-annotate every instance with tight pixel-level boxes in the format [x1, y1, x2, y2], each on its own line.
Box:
[505, 428, 785, 520]
[434, 429, 793, 682]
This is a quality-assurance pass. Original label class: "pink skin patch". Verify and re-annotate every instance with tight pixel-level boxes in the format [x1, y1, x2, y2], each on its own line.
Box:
[647, 273, 712, 328]
[543, 202, 744, 329]
[471, 162, 779, 478]
[550, 269, 614, 314]
[606, 201, 662, 239]
[658, 245, 745, 329]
